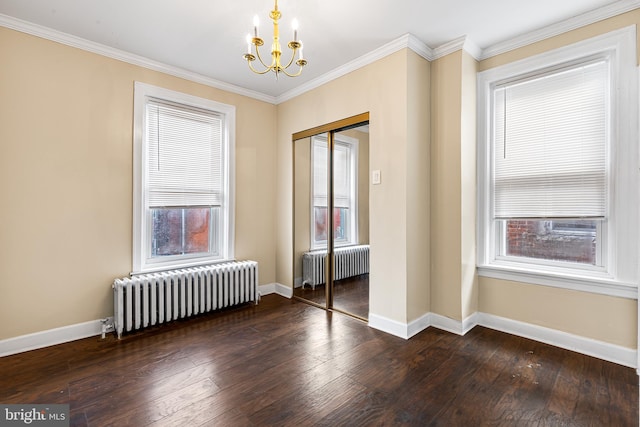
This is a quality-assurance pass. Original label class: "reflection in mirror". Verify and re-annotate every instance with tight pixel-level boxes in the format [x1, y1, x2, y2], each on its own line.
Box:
[332, 124, 369, 319]
[293, 122, 369, 320]
[293, 133, 328, 308]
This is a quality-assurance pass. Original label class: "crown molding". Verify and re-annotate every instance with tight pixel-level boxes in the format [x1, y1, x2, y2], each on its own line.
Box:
[432, 36, 466, 59]
[407, 33, 435, 61]
[432, 36, 482, 61]
[480, 0, 640, 60]
[0, 13, 277, 104]
[276, 33, 434, 104]
[463, 38, 483, 60]
[4, 0, 637, 105]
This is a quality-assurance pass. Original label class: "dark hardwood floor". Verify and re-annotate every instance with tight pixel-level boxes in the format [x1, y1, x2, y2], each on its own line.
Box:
[1, 294, 637, 426]
[296, 273, 369, 319]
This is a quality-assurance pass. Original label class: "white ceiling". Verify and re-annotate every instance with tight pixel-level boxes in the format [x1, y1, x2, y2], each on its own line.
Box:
[0, 0, 636, 100]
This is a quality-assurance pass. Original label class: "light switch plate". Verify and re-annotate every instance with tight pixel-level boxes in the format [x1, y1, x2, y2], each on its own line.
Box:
[372, 170, 381, 185]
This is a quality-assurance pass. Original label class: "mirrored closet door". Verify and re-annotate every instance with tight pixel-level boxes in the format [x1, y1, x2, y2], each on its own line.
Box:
[292, 114, 370, 321]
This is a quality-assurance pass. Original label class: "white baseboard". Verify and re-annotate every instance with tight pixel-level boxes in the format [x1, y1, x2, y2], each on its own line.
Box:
[414, 312, 479, 336]
[430, 313, 464, 335]
[369, 313, 414, 339]
[463, 312, 480, 335]
[0, 318, 112, 358]
[369, 312, 433, 339]
[369, 311, 478, 339]
[476, 312, 637, 369]
[407, 313, 432, 338]
[369, 310, 636, 368]
[259, 283, 292, 299]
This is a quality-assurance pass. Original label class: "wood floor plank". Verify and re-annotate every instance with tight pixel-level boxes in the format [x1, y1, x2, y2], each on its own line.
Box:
[197, 408, 254, 427]
[314, 388, 393, 426]
[546, 349, 584, 420]
[247, 374, 367, 426]
[143, 390, 233, 427]
[68, 358, 208, 411]
[207, 341, 303, 390]
[84, 377, 219, 426]
[233, 357, 347, 416]
[478, 339, 564, 424]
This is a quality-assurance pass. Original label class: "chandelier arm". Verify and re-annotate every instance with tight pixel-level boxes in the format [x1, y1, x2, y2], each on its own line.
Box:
[254, 45, 275, 70]
[280, 64, 305, 78]
[247, 59, 273, 75]
[281, 47, 299, 70]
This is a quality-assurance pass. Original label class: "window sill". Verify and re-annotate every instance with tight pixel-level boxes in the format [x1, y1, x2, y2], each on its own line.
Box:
[477, 263, 637, 299]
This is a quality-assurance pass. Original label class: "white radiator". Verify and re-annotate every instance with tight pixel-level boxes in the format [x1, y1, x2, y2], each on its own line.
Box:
[113, 261, 259, 338]
[302, 245, 369, 289]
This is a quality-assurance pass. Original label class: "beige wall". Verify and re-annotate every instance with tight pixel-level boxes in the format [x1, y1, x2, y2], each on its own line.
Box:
[0, 27, 277, 340]
[460, 51, 478, 320]
[430, 51, 464, 320]
[429, 49, 479, 322]
[406, 51, 431, 320]
[277, 49, 432, 324]
[475, 11, 639, 348]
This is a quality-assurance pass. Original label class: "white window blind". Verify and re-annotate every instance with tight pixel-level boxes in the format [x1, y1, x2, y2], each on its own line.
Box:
[333, 144, 351, 208]
[493, 60, 608, 219]
[147, 100, 223, 208]
[312, 140, 351, 208]
[313, 139, 328, 208]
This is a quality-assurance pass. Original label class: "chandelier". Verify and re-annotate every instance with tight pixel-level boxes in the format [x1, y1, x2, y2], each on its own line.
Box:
[243, 0, 307, 78]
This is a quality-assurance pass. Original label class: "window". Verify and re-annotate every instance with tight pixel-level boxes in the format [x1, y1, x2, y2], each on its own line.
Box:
[503, 219, 598, 265]
[477, 27, 638, 297]
[133, 82, 235, 273]
[493, 59, 607, 268]
[311, 134, 358, 249]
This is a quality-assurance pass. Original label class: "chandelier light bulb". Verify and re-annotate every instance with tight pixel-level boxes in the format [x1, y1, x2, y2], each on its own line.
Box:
[253, 15, 259, 37]
[292, 18, 299, 41]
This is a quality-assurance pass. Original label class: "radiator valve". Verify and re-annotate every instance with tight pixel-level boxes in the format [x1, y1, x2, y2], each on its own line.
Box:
[101, 317, 115, 339]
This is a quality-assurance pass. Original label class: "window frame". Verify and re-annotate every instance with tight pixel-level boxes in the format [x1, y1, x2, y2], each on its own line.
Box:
[132, 82, 235, 274]
[476, 26, 638, 298]
[310, 133, 359, 250]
